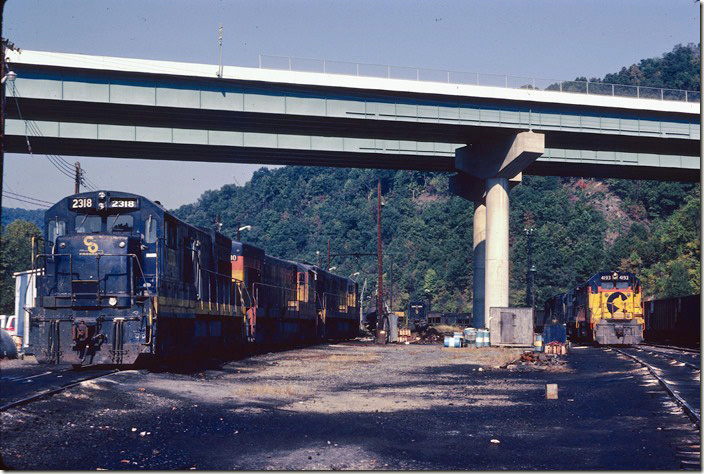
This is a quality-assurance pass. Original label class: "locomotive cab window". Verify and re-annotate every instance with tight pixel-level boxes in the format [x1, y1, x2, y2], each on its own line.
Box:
[108, 215, 134, 233]
[75, 215, 101, 233]
[48, 219, 66, 242]
[616, 281, 629, 289]
[601, 281, 614, 289]
[144, 215, 157, 243]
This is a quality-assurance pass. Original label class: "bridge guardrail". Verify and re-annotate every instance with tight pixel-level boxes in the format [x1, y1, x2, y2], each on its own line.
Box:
[259, 54, 700, 103]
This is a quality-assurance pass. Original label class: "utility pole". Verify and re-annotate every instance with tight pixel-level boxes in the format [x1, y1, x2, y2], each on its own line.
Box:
[74, 161, 82, 194]
[376, 179, 385, 343]
[1, 37, 6, 214]
[327, 239, 331, 271]
[524, 227, 536, 309]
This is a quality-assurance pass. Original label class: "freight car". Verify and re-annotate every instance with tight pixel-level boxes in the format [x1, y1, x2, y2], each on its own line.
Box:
[544, 271, 644, 345]
[644, 294, 700, 348]
[29, 190, 358, 367]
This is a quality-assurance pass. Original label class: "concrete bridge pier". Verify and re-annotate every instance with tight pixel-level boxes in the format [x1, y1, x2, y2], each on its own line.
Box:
[484, 177, 510, 327]
[472, 200, 486, 329]
[450, 131, 545, 328]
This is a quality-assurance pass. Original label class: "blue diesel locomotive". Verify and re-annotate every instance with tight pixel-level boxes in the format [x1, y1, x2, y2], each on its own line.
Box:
[30, 191, 359, 366]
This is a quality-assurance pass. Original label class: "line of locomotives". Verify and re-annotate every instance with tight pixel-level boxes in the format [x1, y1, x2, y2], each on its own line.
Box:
[29, 191, 359, 367]
[543, 271, 645, 345]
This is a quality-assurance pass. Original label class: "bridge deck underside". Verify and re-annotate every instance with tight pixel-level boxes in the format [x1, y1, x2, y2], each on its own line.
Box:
[4, 63, 700, 182]
[5, 134, 698, 182]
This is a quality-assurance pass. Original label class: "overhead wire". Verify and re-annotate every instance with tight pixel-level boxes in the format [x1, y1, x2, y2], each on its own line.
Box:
[3, 190, 54, 205]
[1, 193, 49, 209]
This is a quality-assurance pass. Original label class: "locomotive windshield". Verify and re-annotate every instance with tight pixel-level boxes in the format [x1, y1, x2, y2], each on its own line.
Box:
[108, 215, 134, 232]
[75, 215, 101, 233]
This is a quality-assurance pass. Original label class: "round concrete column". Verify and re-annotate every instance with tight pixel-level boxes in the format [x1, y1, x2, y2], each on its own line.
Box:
[472, 200, 486, 329]
[484, 177, 510, 328]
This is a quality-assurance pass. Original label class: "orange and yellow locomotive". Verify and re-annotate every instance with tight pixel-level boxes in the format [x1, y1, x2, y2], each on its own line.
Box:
[544, 271, 643, 345]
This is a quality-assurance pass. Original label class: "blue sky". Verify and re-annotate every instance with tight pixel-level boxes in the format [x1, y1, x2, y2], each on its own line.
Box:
[2, 0, 700, 210]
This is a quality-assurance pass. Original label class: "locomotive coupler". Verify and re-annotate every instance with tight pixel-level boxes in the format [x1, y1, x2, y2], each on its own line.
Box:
[71, 319, 107, 364]
[71, 320, 91, 351]
[614, 324, 625, 339]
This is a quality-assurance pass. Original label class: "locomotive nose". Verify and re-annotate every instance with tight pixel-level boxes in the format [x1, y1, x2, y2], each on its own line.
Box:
[50, 235, 138, 309]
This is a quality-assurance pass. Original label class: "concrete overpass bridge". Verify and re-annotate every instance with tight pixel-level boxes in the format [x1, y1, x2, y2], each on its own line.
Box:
[3, 50, 700, 327]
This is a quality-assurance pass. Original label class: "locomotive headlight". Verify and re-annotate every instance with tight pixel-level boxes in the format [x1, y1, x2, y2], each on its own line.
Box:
[59, 242, 66, 249]
[98, 202, 106, 210]
[109, 297, 118, 306]
[98, 192, 106, 200]
[119, 241, 126, 248]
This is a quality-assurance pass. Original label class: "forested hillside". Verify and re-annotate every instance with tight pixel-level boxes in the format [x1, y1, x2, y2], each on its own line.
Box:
[175, 43, 701, 313]
[1, 44, 700, 315]
[1, 207, 44, 232]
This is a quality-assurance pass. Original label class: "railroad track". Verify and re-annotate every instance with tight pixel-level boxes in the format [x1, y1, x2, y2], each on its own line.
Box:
[610, 347, 700, 429]
[0, 367, 119, 412]
[634, 344, 700, 371]
[644, 343, 699, 355]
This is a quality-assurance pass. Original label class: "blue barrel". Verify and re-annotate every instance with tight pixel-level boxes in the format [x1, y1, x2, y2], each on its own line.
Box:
[464, 328, 477, 348]
[444, 336, 461, 348]
[477, 329, 487, 347]
[534, 333, 544, 352]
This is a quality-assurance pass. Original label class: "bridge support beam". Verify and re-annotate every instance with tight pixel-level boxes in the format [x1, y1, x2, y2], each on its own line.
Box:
[450, 131, 544, 328]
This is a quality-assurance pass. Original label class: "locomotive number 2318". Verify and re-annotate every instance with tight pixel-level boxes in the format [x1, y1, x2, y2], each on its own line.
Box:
[71, 198, 93, 209]
[110, 199, 138, 208]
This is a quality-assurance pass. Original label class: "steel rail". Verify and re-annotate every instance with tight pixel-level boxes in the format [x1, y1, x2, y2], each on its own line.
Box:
[611, 347, 700, 429]
[634, 346, 700, 371]
[642, 343, 700, 355]
[1, 369, 67, 383]
[0, 369, 118, 412]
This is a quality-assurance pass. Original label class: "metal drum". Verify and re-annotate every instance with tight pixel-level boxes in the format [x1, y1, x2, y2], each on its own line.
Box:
[476, 329, 488, 347]
[533, 333, 544, 352]
[444, 336, 461, 348]
[463, 328, 477, 348]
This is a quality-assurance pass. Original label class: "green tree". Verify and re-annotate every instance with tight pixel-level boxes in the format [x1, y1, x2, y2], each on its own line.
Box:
[0, 220, 42, 313]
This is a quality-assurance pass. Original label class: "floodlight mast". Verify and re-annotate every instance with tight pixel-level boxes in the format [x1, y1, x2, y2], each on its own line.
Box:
[216, 24, 223, 78]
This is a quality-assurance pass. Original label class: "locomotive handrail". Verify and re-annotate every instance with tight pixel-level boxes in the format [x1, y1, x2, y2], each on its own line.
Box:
[252, 282, 298, 316]
[252, 282, 297, 302]
[196, 265, 246, 316]
[34, 252, 155, 306]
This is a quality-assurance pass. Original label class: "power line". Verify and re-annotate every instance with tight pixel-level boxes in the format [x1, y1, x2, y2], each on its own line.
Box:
[3, 190, 54, 205]
[1, 193, 49, 208]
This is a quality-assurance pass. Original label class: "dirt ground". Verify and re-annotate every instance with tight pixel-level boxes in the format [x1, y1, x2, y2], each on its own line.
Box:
[0, 341, 699, 470]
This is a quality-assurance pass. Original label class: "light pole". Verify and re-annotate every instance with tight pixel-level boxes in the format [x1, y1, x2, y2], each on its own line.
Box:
[1, 70, 16, 85]
[524, 227, 536, 309]
[237, 225, 251, 241]
[376, 180, 385, 343]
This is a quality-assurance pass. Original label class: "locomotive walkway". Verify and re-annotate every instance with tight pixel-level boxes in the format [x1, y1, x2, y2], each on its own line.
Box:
[1, 342, 699, 470]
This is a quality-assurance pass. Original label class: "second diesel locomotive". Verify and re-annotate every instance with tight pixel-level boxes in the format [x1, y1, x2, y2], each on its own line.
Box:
[543, 271, 644, 345]
[29, 190, 359, 366]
